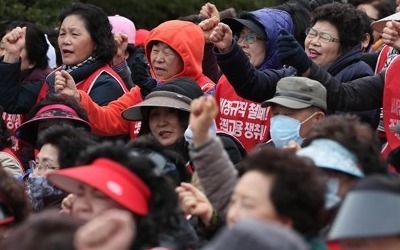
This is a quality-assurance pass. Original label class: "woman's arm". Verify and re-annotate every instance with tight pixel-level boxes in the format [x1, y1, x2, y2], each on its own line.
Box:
[189, 96, 237, 215]
[0, 61, 42, 114]
[215, 42, 295, 102]
[79, 87, 142, 136]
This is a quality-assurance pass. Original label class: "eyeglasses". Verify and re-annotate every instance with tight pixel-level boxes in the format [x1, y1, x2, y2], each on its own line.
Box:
[29, 160, 59, 172]
[305, 28, 339, 43]
[234, 33, 265, 44]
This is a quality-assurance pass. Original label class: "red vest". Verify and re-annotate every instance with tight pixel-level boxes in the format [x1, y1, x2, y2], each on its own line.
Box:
[375, 45, 391, 74]
[37, 64, 129, 102]
[382, 55, 400, 159]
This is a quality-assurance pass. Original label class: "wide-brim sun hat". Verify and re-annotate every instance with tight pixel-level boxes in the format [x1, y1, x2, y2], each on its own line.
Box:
[121, 91, 193, 121]
[15, 104, 91, 145]
[328, 175, 400, 240]
[297, 139, 364, 178]
[47, 158, 151, 215]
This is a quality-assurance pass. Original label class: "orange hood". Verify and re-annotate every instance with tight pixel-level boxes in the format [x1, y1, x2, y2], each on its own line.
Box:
[145, 20, 205, 82]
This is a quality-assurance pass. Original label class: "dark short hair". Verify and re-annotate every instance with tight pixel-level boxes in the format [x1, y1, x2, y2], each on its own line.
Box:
[128, 134, 192, 186]
[7, 21, 49, 69]
[238, 147, 325, 236]
[303, 114, 387, 175]
[36, 124, 97, 169]
[358, 10, 374, 51]
[273, 0, 312, 47]
[311, 2, 367, 53]
[58, 3, 117, 62]
[75, 141, 184, 249]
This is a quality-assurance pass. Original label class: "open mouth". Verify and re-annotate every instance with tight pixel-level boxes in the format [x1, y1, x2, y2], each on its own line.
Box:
[62, 49, 73, 56]
[307, 48, 320, 59]
[159, 131, 171, 138]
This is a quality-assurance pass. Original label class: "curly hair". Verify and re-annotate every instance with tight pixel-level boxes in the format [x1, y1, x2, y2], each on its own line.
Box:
[58, 3, 117, 62]
[237, 147, 325, 236]
[75, 141, 185, 249]
[127, 134, 192, 186]
[302, 114, 386, 175]
[0, 166, 30, 226]
[311, 2, 368, 53]
[36, 124, 97, 169]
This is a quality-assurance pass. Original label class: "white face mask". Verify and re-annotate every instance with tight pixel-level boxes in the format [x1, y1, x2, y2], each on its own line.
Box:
[270, 113, 317, 148]
[325, 177, 341, 209]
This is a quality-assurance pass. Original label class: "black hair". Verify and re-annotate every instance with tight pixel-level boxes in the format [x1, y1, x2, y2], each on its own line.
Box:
[36, 124, 97, 169]
[7, 21, 49, 69]
[75, 141, 186, 249]
[237, 147, 325, 236]
[137, 77, 203, 162]
[359, 10, 374, 51]
[128, 134, 192, 186]
[273, 0, 312, 47]
[311, 2, 368, 53]
[303, 114, 387, 175]
[58, 3, 117, 62]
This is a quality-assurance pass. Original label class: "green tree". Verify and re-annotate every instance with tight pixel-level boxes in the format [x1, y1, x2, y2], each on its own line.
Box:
[87, 0, 281, 28]
[1, 0, 281, 30]
[1, 0, 73, 28]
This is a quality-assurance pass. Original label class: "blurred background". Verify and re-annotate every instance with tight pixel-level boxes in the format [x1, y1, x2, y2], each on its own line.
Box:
[0, 0, 283, 31]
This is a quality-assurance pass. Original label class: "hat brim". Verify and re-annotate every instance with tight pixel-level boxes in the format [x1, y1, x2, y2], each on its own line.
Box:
[328, 191, 400, 240]
[371, 12, 400, 33]
[15, 116, 91, 145]
[222, 18, 266, 39]
[47, 161, 149, 215]
[261, 97, 312, 109]
[297, 141, 364, 178]
[122, 96, 191, 121]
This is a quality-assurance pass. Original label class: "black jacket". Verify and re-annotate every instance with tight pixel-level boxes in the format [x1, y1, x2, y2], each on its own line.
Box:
[214, 42, 296, 103]
[0, 60, 125, 113]
[215, 42, 384, 113]
[308, 62, 384, 111]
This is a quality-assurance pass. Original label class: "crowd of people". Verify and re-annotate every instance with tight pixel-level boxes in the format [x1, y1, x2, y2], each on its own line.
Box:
[0, 0, 400, 249]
